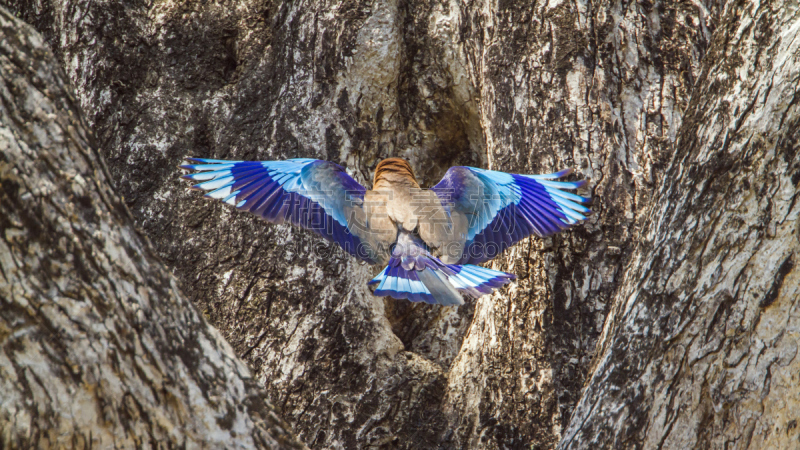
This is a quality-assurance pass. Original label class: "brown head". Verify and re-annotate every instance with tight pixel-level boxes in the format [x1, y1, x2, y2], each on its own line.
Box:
[373, 158, 419, 188]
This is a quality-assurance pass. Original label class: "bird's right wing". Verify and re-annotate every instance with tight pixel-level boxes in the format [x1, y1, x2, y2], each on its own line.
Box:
[180, 158, 394, 264]
[428, 166, 591, 264]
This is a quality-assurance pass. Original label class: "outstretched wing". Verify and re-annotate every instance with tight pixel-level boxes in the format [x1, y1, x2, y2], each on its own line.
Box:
[180, 158, 385, 263]
[429, 166, 591, 264]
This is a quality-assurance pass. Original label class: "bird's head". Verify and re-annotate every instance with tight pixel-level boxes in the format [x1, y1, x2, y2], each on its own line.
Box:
[373, 158, 419, 188]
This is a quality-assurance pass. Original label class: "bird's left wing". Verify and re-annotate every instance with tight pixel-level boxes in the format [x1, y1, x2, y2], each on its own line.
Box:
[180, 158, 385, 263]
[428, 166, 591, 264]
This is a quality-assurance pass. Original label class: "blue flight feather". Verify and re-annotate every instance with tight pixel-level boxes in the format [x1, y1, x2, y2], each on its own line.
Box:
[181, 157, 373, 263]
[432, 166, 591, 264]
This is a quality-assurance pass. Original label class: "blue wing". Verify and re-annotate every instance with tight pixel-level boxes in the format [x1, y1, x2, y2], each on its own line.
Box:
[181, 158, 377, 263]
[430, 166, 591, 264]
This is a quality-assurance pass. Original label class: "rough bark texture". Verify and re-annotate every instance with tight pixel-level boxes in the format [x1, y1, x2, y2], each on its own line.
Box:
[5, 0, 796, 448]
[0, 8, 305, 448]
[562, 1, 800, 448]
[441, 1, 717, 447]
[2, 0, 718, 448]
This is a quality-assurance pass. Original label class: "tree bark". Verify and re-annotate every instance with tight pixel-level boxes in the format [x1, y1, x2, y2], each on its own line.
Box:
[0, 8, 305, 448]
[5, 0, 794, 448]
[2, 0, 718, 448]
[442, 1, 717, 446]
[562, 1, 800, 448]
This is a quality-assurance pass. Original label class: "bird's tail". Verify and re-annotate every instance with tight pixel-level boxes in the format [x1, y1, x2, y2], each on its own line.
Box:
[368, 255, 515, 306]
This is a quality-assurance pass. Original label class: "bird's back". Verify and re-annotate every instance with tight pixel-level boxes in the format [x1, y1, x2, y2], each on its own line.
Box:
[368, 159, 452, 250]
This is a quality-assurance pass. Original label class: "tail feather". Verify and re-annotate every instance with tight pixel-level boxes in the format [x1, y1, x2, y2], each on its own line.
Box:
[370, 255, 515, 306]
[447, 264, 516, 295]
[371, 232, 515, 305]
[372, 263, 446, 304]
[417, 269, 464, 306]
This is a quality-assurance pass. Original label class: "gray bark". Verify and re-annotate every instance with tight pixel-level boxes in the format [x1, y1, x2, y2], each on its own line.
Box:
[0, 8, 305, 448]
[442, 1, 717, 447]
[562, 1, 800, 447]
[5, 0, 794, 448]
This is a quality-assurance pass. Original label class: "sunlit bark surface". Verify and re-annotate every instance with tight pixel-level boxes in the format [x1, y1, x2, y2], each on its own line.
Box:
[562, 2, 800, 448]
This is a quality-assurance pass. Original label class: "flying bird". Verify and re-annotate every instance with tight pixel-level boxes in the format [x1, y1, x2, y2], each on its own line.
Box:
[180, 157, 591, 306]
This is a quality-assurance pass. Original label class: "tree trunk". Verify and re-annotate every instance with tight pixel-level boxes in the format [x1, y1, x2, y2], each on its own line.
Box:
[0, 8, 305, 448]
[441, 1, 717, 446]
[4, 0, 796, 448]
[561, 1, 800, 447]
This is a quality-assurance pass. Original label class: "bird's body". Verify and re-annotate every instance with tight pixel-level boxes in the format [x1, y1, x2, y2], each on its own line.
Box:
[181, 156, 591, 306]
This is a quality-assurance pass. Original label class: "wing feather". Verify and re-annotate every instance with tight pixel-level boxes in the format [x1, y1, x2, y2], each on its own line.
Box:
[181, 157, 383, 263]
[429, 166, 591, 264]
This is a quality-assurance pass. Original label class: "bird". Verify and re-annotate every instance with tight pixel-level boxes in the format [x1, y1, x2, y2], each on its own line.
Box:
[180, 157, 591, 306]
